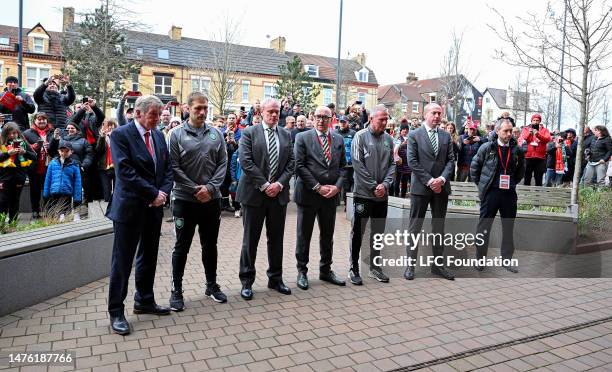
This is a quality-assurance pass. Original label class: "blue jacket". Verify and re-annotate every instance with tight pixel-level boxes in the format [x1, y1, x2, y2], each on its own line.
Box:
[43, 157, 82, 202]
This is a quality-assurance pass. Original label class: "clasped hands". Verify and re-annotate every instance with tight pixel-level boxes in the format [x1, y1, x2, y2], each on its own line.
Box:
[317, 185, 340, 199]
[149, 191, 167, 207]
[429, 177, 445, 194]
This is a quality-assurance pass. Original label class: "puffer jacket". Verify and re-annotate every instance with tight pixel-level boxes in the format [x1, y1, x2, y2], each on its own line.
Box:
[33, 83, 75, 130]
[43, 157, 82, 202]
[470, 138, 525, 198]
[458, 134, 485, 167]
[0, 87, 36, 131]
[519, 126, 551, 159]
[588, 135, 612, 163]
[49, 133, 93, 169]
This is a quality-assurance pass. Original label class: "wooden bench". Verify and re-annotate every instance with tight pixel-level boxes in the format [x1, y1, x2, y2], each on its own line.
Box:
[0, 218, 114, 316]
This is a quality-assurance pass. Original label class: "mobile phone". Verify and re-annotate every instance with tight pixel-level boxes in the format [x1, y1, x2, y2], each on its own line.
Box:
[531, 124, 540, 130]
[355, 100, 362, 105]
[82, 97, 89, 103]
[169, 101, 179, 106]
[126, 91, 142, 97]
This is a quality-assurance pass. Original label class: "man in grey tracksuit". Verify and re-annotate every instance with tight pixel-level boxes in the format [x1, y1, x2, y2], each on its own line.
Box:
[167, 92, 228, 311]
[349, 105, 395, 285]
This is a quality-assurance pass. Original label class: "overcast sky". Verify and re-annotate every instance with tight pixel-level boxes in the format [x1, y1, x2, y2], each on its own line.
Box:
[1, 0, 609, 125]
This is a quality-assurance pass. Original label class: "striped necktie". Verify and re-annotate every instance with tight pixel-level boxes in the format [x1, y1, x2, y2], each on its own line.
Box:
[429, 129, 438, 156]
[267, 128, 278, 181]
[320, 133, 331, 165]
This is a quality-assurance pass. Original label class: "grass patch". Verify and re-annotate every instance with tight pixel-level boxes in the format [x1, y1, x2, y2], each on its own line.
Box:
[578, 187, 612, 237]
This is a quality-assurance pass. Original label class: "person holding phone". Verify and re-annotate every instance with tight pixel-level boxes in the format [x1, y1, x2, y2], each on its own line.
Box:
[33, 75, 75, 131]
[0, 76, 36, 132]
[456, 121, 485, 182]
[519, 114, 551, 186]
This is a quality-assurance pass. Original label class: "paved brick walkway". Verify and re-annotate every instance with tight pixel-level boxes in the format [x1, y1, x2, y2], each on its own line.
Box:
[1, 204, 611, 371]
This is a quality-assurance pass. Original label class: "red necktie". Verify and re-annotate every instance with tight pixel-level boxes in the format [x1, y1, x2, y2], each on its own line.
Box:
[144, 131, 154, 157]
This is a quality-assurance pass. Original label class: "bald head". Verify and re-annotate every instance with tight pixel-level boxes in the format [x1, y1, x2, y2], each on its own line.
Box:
[423, 103, 443, 128]
[314, 106, 332, 133]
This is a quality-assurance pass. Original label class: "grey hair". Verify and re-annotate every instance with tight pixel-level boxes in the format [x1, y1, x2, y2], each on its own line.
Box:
[134, 95, 163, 114]
[261, 98, 280, 110]
[369, 104, 388, 118]
[495, 118, 513, 131]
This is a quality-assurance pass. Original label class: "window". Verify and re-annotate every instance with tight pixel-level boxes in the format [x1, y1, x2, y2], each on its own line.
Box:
[412, 102, 419, 113]
[157, 49, 169, 59]
[429, 95, 436, 103]
[0, 37, 9, 46]
[401, 103, 407, 113]
[32, 37, 44, 53]
[241, 81, 250, 102]
[263, 83, 276, 100]
[225, 80, 235, 102]
[485, 97, 490, 103]
[136, 48, 143, 56]
[26, 66, 50, 91]
[191, 76, 210, 95]
[357, 92, 366, 106]
[304, 65, 319, 78]
[356, 68, 369, 83]
[154, 74, 172, 95]
[0, 61, 3, 84]
[323, 88, 332, 105]
[131, 73, 139, 92]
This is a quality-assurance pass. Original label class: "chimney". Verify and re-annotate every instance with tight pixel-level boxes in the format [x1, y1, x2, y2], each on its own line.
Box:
[62, 7, 74, 32]
[406, 72, 418, 83]
[353, 53, 366, 66]
[169, 25, 182, 40]
[270, 36, 286, 54]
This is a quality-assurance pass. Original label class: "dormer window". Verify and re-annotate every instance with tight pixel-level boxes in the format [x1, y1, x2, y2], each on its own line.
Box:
[136, 47, 143, 56]
[0, 37, 9, 46]
[157, 49, 169, 59]
[356, 67, 369, 82]
[32, 37, 44, 53]
[304, 64, 319, 78]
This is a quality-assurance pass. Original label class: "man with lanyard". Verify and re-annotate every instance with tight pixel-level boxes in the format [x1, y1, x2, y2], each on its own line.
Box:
[470, 118, 525, 273]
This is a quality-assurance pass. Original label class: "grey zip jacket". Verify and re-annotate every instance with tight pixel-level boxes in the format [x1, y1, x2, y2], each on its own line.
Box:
[351, 126, 396, 200]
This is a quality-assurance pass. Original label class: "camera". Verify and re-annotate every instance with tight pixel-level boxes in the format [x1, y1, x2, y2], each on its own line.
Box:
[82, 97, 89, 104]
[531, 124, 540, 130]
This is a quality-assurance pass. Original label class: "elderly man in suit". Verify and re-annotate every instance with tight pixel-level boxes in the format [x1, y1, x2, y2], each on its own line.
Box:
[294, 105, 346, 290]
[106, 95, 174, 335]
[404, 103, 455, 281]
[236, 98, 295, 300]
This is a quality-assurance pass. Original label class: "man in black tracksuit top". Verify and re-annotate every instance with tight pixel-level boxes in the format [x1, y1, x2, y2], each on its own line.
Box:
[470, 119, 525, 273]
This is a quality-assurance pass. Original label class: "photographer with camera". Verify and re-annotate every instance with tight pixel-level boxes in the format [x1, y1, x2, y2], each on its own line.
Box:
[33, 74, 75, 131]
[519, 114, 551, 186]
[456, 121, 485, 182]
[0, 76, 36, 132]
[545, 134, 571, 187]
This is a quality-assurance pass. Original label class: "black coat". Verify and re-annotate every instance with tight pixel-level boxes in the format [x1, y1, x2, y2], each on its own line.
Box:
[50, 133, 94, 169]
[33, 83, 75, 130]
[70, 106, 105, 143]
[470, 138, 525, 199]
[588, 135, 612, 163]
[546, 142, 572, 169]
[0, 88, 36, 131]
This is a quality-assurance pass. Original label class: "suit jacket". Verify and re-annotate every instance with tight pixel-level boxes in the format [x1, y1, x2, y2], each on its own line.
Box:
[407, 125, 455, 196]
[106, 122, 173, 223]
[235, 124, 295, 207]
[293, 130, 346, 206]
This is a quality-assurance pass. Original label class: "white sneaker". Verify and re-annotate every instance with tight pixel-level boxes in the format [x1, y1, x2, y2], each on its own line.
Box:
[73, 213, 81, 222]
[234, 210, 241, 218]
[59, 214, 65, 223]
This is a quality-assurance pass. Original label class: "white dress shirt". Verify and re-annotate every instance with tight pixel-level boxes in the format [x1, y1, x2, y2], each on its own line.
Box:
[422, 121, 446, 186]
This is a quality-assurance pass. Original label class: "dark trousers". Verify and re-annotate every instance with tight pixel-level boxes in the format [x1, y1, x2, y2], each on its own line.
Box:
[350, 197, 388, 271]
[406, 193, 449, 264]
[295, 201, 336, 274]
[392, 172, 410, 198]
[476, 187, 517, 259]
[99, 170, 115, 203]
[341, 167, 354, 204]
[108, 209, 163, 316]
[239, 197, 287, 285]
[0, 178, 24, 221]
[172, 198, 221, 288]
[28, 172, 45, 213]
[524, 158, 546, 186]
[46, 195, 73, 216]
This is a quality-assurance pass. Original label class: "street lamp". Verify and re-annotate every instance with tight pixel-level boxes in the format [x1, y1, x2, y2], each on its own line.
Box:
[335, 0, 343, 110]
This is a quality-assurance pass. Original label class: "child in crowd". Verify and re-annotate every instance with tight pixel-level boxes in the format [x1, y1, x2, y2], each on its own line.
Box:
[43, 140, 82, 222]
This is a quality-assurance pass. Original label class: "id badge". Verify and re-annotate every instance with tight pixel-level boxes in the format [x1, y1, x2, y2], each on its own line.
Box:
[499, 175, 510, 189]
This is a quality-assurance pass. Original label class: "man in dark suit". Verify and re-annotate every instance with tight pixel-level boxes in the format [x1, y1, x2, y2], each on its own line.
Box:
[106, 95, 174, 335]
[404, 103, 456, 281]
[236, 98, 295, 300]
[294, 106, 346, 290]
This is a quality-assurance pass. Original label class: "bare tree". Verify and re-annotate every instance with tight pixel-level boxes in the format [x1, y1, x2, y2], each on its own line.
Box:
[490, 0, 612, 204]
[541, 87, 559, 130]
[602, 92, 610, 126]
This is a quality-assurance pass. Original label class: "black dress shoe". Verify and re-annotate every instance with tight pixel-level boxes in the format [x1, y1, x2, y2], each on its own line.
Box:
[268, 280, 291, 295]
[133, 303, 171, 315]
[431, 266, 455, 281]
[404, 266, 415, 280]
[110, 314, 131, 335]
[320, 271, 346, 286]
[502, 264, 519, 273]
[297, 272, 309, 290]
[240, 285, 253, 300]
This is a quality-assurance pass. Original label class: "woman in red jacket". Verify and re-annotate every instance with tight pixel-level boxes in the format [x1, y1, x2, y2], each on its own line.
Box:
[519, 114, 551, 186]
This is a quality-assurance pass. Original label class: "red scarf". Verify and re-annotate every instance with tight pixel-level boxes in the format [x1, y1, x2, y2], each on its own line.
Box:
[555, 147, 566, 174]
[32, 126, 51, 174]
[105, 136, 113, 170]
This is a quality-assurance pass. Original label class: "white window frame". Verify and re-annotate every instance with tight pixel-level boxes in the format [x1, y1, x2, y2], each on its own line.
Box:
[157, 49, 169, 59]
[191, 75, 210, 95]
[241, 80, 250, 103]
[131, 73, 139, 92]
[226, 79, 235, 102]
[304, 65, 319, 78]
[154, 74, 172, 95]
[263, 83, 277, 100]
[401, 103, 407, 113]
[32, 37, 44, 53]
[357, 92, 366, 106]
[412, 102, 419, 113]
[25, 63, 51, 92]
[323, 88, 332, 105]
[355, 67, 369, 83]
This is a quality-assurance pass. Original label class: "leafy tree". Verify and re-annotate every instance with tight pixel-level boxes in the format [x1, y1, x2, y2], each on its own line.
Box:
[61, 2, 140, 112]
[275, 56, 321, 112]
